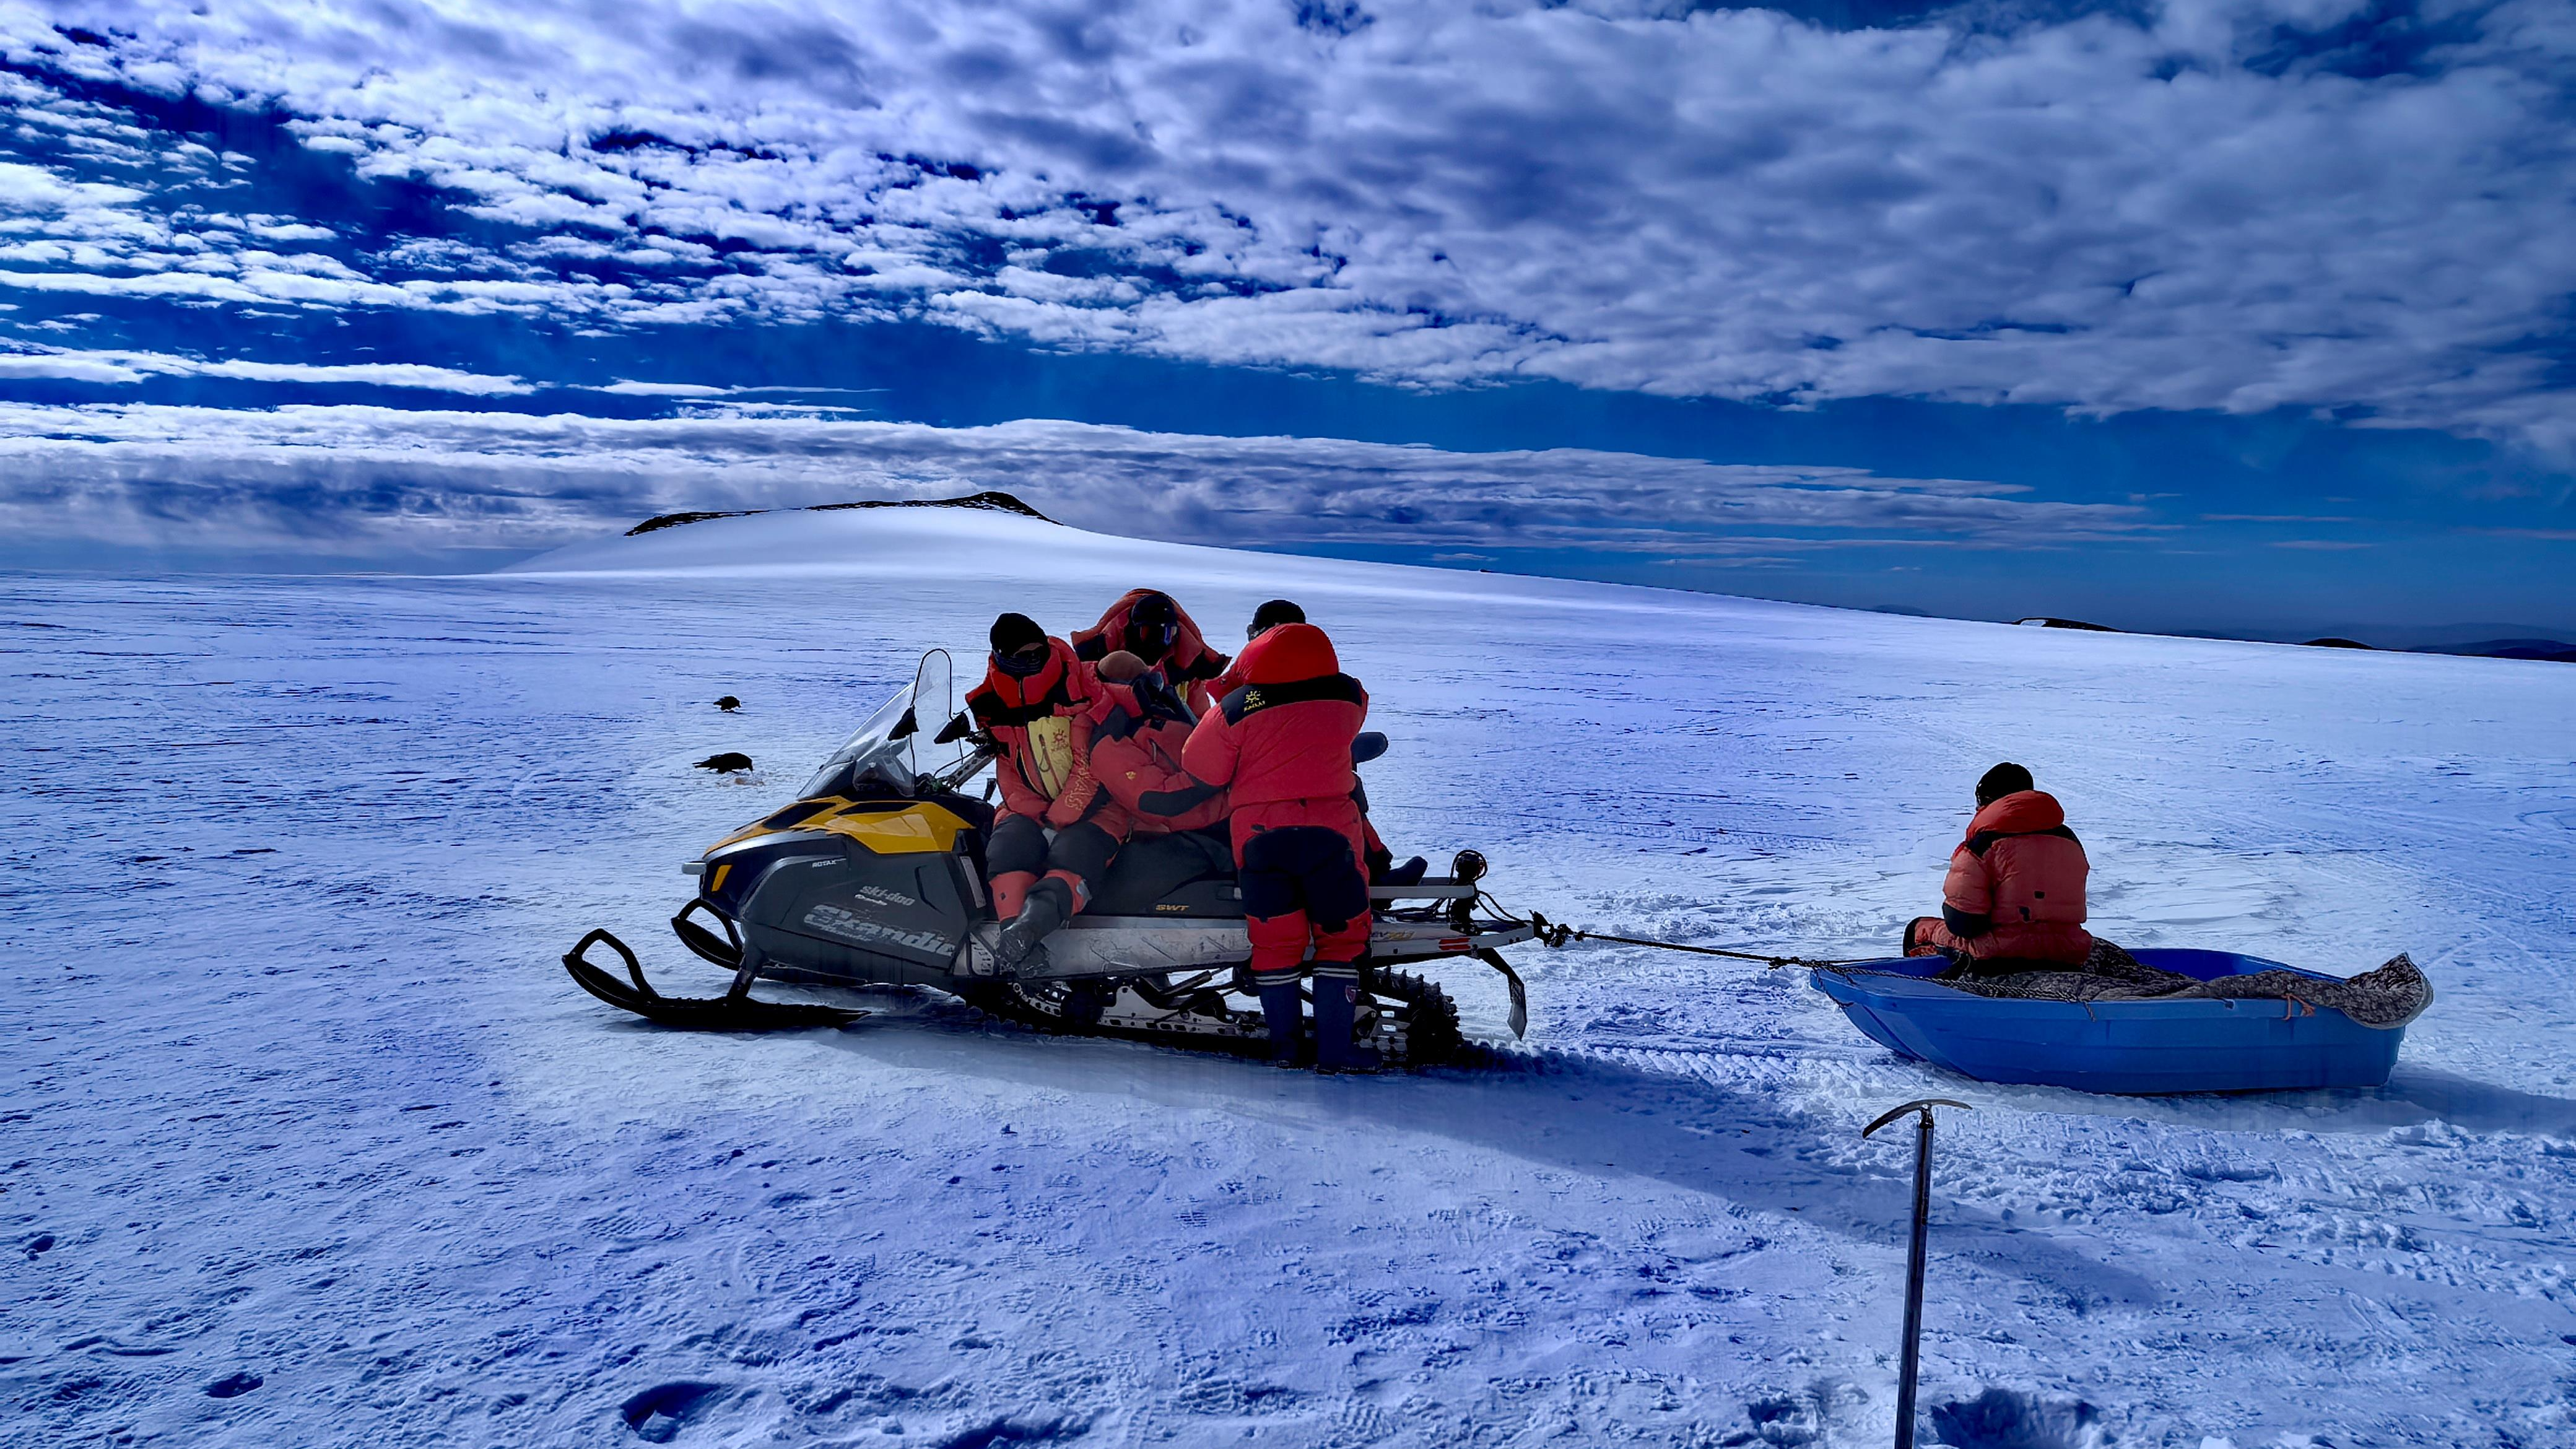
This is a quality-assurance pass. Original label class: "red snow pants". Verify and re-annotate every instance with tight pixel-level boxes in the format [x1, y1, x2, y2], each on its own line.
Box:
[1231, 797, 1372, 981]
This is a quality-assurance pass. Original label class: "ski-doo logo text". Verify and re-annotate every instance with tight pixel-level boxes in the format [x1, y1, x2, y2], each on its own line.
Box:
[803, 903, 954, 957]
[855, 883, 919, 909]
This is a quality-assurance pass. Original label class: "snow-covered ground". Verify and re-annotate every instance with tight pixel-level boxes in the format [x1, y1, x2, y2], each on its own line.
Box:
[8, 506, 2575, 1448]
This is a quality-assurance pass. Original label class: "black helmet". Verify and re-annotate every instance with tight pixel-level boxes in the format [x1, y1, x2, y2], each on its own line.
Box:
[1975, 762, 2035, 807]
[1247, 598, 1304, 640]
[1125, 593, 1181, 656]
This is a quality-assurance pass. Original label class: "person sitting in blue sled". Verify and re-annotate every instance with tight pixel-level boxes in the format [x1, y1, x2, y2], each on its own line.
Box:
[1904, 762, 2094, 973]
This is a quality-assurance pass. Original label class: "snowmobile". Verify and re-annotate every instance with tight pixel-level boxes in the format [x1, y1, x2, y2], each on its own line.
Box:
[562, 651, 1535, 1067]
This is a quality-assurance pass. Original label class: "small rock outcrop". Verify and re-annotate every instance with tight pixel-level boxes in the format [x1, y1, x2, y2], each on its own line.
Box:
[627, 491, 1052, 537]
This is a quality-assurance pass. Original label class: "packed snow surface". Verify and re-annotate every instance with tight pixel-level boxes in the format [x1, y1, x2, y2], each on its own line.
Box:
[9, 507, 2576, 1447]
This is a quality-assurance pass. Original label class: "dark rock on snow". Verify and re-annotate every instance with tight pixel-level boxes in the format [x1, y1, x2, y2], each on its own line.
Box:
[628, 490, 1052, 537]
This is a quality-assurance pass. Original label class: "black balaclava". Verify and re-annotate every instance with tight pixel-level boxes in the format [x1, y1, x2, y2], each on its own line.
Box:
[990, 612, 1049, 676]
[1975, 762, 2035, 807]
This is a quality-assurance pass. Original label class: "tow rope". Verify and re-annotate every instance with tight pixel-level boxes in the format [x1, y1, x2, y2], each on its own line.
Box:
[1526, 910, 1861, 972]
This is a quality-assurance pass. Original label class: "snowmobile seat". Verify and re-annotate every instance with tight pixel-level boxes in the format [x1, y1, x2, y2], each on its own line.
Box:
[1089, 827, 1243, 918]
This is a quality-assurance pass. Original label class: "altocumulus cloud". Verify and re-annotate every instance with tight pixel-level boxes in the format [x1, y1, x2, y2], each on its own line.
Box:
[0, 402, 2147, 561]
[1, 0, 2570, 448]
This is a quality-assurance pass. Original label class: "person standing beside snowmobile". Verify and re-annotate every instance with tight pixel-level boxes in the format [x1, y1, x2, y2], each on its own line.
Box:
[1088, 651, 1230, 835]
[1104, 644, 1424, 887]
[1904, 762, 2094, 970]
[967, 612, 1131, 967]
[1182, 622, 1380, 1071]
[1072, 590, 1234, 714]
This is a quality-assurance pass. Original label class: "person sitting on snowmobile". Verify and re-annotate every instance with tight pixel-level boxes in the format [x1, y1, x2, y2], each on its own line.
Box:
[1089, 650, 1229, 835]
[1072, 590, 1233, 714]
[1182, 622, 1380, 1071]
[967, 612, 1131, 967]
[1904, 762, 2094, 971]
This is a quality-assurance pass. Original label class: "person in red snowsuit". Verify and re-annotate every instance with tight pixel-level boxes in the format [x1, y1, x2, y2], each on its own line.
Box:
[1181, 622, 1379, 1069]
[965, 612, 1130, 966]
[1099, 647, 1419, 897]
[1203, 599, 1420, 887]
[1088, 651, 1230, 834]
[1072, 590, 1234, 714]
[1905, 762, 2094, 968]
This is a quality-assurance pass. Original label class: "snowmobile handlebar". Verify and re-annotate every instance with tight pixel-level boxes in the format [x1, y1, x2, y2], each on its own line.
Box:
[921, 735, 999, 795]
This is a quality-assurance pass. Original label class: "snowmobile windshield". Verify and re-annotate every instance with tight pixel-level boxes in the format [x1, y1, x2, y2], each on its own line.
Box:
[801, 684, 920, 798]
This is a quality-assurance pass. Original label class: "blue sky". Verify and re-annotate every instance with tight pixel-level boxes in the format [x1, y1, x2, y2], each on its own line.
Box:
[1, 0, 2570, 635]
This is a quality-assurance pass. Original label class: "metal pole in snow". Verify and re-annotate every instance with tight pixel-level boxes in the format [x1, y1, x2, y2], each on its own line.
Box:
[1863, 1098, 1973, 1449]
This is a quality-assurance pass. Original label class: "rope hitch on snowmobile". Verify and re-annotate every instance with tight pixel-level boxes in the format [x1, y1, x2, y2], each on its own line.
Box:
[1526, 911, 1856, 972]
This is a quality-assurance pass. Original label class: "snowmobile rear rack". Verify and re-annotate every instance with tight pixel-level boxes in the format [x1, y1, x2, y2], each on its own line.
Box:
[1368, 879, 1478, 900]
[561, 928, 867, 1032]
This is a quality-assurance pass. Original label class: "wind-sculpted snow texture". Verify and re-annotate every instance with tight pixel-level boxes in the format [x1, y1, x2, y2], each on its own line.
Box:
[7, 510, 2576, 1446]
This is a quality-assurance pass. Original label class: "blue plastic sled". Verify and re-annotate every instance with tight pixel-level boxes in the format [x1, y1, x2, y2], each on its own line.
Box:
[1810, 948, 2405, 1095]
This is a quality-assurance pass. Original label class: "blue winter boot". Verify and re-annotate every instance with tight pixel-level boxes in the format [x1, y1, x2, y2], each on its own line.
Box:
[1310, 963, 1381, 1073]
[1255, 973, 1306, 1067]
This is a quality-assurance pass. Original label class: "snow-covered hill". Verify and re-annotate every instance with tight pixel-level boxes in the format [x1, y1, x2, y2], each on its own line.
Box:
[9, 507, 2575, 1447]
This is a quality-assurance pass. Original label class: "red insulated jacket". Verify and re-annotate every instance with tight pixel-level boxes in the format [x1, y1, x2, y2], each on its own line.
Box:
[965, 638, 1121, 830]
[1072, 590, 1233, 710]
[1943, 790, 2092, 964]
[1181, 624, 1367, 812]
[1088, 677, 1229, 833]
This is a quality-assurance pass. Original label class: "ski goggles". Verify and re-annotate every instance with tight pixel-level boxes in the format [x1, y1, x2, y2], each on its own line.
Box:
[992, 643, 1052, 677]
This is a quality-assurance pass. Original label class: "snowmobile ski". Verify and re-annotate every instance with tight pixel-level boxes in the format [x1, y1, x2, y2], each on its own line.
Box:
[561, 928, 868, 1031]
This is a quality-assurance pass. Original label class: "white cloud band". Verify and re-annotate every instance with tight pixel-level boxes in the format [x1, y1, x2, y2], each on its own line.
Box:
[0, 399, 2149, 560]
[1, 0, 2569, 450]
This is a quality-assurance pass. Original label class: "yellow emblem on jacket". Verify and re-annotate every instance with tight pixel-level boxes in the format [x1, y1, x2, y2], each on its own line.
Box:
[1025, 713, 1076, 798]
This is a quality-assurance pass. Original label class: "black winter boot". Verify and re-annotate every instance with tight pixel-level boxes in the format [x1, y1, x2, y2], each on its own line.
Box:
[996, 877, 1074, 970]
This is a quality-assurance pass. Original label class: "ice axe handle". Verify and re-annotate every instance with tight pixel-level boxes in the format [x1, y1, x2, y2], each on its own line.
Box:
[1863, 1098, 1972, 1449]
